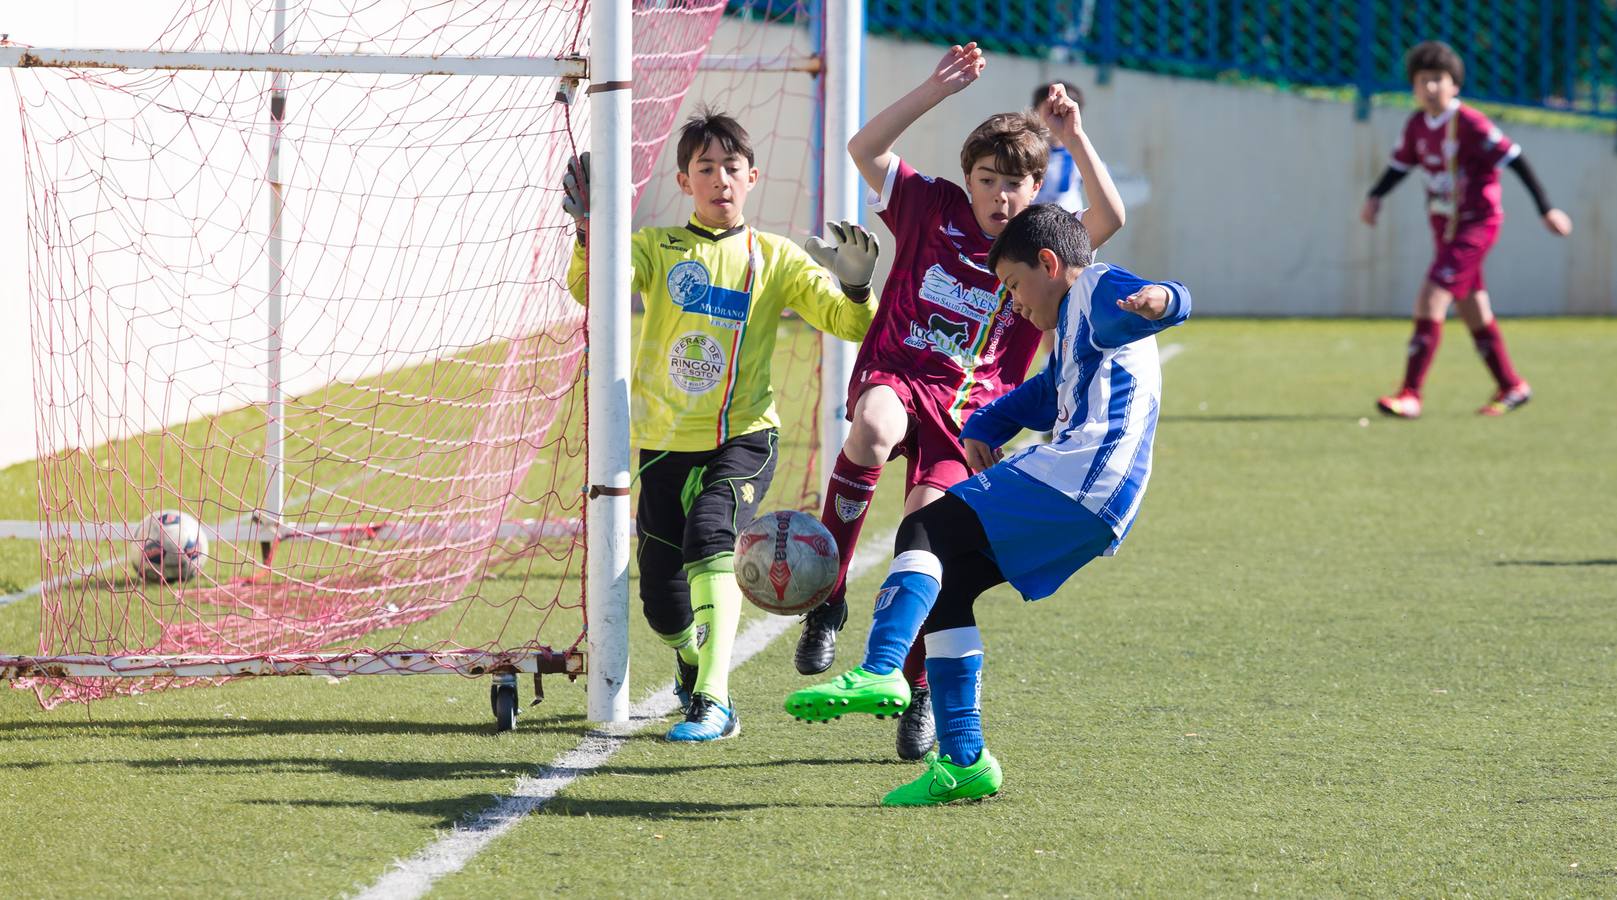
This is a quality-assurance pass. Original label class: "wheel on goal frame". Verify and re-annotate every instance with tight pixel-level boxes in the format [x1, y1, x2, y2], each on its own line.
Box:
[490, 673, 519, 732]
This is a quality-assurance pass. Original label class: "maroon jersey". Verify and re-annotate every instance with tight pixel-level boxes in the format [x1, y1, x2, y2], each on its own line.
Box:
[1389, 100, 1519, 225]
[853, 157, 1042, 424]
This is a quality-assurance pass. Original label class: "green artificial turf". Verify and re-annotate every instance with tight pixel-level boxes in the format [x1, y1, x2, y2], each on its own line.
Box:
[2, 319, 1614, 897]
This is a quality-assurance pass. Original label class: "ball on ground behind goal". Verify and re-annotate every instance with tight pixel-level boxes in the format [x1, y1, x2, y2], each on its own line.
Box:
[734, 510, 839, 616]
[134, 510, 209, 584]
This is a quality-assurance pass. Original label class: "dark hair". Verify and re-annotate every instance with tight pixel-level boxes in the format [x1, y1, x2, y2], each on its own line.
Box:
[1404, 40, 1464, 87]
[958, 111, 1050, 181]
[676, 107, 755, 171]
[1031, 79, 1085, 111]
[987, 204, 1093, 274]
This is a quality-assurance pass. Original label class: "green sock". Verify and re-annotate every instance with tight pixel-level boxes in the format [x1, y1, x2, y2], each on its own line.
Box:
[657, 621, 701, 666]
[688, 554, 742, 708]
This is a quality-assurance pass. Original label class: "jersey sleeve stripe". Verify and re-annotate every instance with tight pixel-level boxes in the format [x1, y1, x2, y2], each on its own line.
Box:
[867, 155, 902, 214]
[1101, 394, 1158, 523]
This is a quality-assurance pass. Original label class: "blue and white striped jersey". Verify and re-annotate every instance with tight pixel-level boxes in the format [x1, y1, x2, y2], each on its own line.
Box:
[1033, 145, 1088, 213]
[959, 263, 1191, 549]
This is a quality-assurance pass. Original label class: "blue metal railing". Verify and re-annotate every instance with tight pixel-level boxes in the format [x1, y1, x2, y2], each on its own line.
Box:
[854, 0, 1617, 120]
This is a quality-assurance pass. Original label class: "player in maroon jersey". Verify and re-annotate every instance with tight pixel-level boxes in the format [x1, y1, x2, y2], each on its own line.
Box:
[794, 41, 1125, 760]
[1361, 40, 1573, 419]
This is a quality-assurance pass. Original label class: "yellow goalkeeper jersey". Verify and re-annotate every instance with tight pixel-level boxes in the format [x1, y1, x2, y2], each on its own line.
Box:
[568, 215, 875, 452]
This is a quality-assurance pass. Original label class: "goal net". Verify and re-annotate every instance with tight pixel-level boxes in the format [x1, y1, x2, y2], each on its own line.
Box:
[5, 0, 829, 710]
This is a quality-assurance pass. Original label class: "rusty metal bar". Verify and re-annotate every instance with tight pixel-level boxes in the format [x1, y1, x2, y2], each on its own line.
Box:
[0, 47, 588, 78]
[1, 649, 583, 680]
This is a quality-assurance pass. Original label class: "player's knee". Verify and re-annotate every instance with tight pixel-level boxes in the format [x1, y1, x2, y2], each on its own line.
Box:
[640, 594, 693, 637]
[848, 396, 906, 459]
[893, 505, 937, 557]
[637, 539, 690, 633]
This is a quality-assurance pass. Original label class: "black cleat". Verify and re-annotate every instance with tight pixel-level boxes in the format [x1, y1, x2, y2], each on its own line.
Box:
[793, 600, 849, 675]
[896, 686, 935, 761]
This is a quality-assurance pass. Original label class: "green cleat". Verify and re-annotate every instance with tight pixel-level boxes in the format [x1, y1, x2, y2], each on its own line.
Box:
[881, 749, 1003, 806]
[784, 666, 910, 722]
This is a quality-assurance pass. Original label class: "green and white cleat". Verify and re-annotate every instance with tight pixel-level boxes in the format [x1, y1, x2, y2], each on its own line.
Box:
[784, 666, 910, 722]
[881, 749, 1003, 806]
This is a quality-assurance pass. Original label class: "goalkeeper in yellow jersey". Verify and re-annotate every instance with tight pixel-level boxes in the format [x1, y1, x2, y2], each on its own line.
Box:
[564, 110, 880, 741]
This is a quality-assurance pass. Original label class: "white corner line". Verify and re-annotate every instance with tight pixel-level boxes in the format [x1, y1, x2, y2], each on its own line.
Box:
[351, 536, 894, 900]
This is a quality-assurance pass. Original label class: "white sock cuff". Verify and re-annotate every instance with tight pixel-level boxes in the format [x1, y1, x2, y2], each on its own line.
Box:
[889, 550, 942, 583]
[924, 626, 984, 659]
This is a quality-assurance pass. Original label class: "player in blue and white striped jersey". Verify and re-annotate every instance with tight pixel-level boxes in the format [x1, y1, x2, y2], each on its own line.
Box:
[784, 204, 1190, 805]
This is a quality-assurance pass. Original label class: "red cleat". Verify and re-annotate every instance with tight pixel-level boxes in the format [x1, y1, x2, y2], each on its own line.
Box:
[1376, 390, 1422, 419]
[1478, 381, 1532, 416]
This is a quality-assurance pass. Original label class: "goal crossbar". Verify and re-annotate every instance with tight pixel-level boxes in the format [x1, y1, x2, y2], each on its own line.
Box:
[1, 650, 582, 680]
[0, 46, 588, 78]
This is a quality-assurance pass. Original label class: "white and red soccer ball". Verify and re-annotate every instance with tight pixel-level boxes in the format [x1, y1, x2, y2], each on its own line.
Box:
[734, 510, 839, 615]
[134, 509, 209, 584]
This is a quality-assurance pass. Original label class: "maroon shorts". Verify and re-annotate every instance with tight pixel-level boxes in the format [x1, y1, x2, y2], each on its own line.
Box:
[1427, 215, 1501, 297]
[849, 367, 972, 493]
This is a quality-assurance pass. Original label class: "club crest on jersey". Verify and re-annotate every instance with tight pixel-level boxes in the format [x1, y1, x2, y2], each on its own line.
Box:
[918, 264, 1000, 323]
[833, 495, 868, 523]
[668, 332, 726, 394]
[873, 585, 899, 612]
[668, 260, 711, 307]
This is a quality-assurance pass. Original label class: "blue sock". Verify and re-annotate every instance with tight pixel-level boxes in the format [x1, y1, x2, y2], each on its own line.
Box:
[860, 550, 942, 675]
[925, 627, 985, 767]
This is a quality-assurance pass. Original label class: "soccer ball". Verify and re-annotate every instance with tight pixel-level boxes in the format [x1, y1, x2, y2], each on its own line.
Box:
[134, 509, 209, 584]
[734, 510, 839, 615]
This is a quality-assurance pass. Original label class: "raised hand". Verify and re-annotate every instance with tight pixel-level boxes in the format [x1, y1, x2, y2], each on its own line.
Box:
[804, 220, 882, 290]
[928, 42, 985, 96]
[1038, 82, 1082, 142]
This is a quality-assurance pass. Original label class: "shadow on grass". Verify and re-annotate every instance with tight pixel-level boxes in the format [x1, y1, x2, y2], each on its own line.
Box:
[243, 793, 822, 825]
[541, 795, 869, 817]
[1494, 559, 1617, 567]
[0, 713, 589, 740]
[594, 756, 900, 777]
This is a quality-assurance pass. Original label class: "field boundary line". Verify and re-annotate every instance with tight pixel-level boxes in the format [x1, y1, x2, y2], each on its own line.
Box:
[351, 534, 895, 900]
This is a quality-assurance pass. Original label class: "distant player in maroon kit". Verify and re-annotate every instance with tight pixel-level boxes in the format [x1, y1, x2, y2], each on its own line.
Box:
[794, 41, 1125, 760]
[1361, 40, 1573, 419]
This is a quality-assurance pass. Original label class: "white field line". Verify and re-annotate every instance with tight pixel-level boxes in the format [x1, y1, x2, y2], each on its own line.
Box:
[0, 557, 125, 611]
[352, 535, 896, 900]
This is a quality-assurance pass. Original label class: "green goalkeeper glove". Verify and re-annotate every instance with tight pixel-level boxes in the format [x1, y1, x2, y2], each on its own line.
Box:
[803, 220, 880, 292]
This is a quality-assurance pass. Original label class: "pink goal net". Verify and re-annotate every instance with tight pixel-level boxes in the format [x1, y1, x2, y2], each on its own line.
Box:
[6, 0, 827, 709]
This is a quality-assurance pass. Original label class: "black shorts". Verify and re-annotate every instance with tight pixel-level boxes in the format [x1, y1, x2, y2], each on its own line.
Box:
[638, 427, 779, 567]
